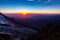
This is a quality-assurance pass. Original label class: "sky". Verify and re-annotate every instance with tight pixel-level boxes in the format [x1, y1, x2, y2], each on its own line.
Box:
[0, 0, 60, 13]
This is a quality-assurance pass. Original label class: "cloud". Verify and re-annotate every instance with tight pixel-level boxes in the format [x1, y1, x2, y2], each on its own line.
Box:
[48, 0, 52, 2]
[27, 0, 52, 3]
[27, 0, 35, 1]
[36, 0, 41, 2]
[44, 0, 52, 3]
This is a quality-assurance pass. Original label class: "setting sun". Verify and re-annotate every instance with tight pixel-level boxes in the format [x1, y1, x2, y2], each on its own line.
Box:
[20, 9, 29, 15]
[20, 12, 28, 17]
[22, 12, 27, 15]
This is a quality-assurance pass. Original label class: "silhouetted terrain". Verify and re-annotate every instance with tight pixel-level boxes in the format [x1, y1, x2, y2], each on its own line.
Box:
[0, 13, 38, 40]
[4, 14, 60, 30]
[27, 22, 60, 40]
[2, 13, 60, 40]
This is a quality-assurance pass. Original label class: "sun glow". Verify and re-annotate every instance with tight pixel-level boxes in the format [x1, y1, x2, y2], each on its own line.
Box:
[22, 12, 27, 15]
[20, 9, 29, 15]
[20, 12, 28, 17]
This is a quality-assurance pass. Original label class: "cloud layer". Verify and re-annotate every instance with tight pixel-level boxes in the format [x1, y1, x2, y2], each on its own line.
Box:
[27, 0, 52, 3]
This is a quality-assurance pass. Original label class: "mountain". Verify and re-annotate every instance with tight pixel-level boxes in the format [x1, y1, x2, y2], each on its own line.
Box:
[0, 12, 38, 40]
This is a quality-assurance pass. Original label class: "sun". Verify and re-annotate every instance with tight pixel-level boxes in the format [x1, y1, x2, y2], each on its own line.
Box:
[20, 9, 29, 15]
[21, 12, 28, 17]
[22, 12, 27, 15]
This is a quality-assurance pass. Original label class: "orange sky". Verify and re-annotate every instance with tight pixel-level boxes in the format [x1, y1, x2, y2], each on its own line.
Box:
[1, 12, 60, 14]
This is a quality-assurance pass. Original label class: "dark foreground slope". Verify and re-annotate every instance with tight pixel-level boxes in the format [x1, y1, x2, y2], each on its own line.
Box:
[0, 13, 38, 40]
[27, 22, 60, 40]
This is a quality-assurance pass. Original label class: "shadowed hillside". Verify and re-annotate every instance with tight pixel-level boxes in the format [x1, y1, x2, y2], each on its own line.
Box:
[27, 22, 60, 40]
[0, 12, 38, 40]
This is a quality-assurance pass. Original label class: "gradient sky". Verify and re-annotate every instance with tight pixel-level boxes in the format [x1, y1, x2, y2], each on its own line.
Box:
[0, 0, 60, 13]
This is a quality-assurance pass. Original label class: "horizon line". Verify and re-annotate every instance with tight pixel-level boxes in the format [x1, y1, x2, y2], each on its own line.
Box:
[1, 12, 60, 14]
